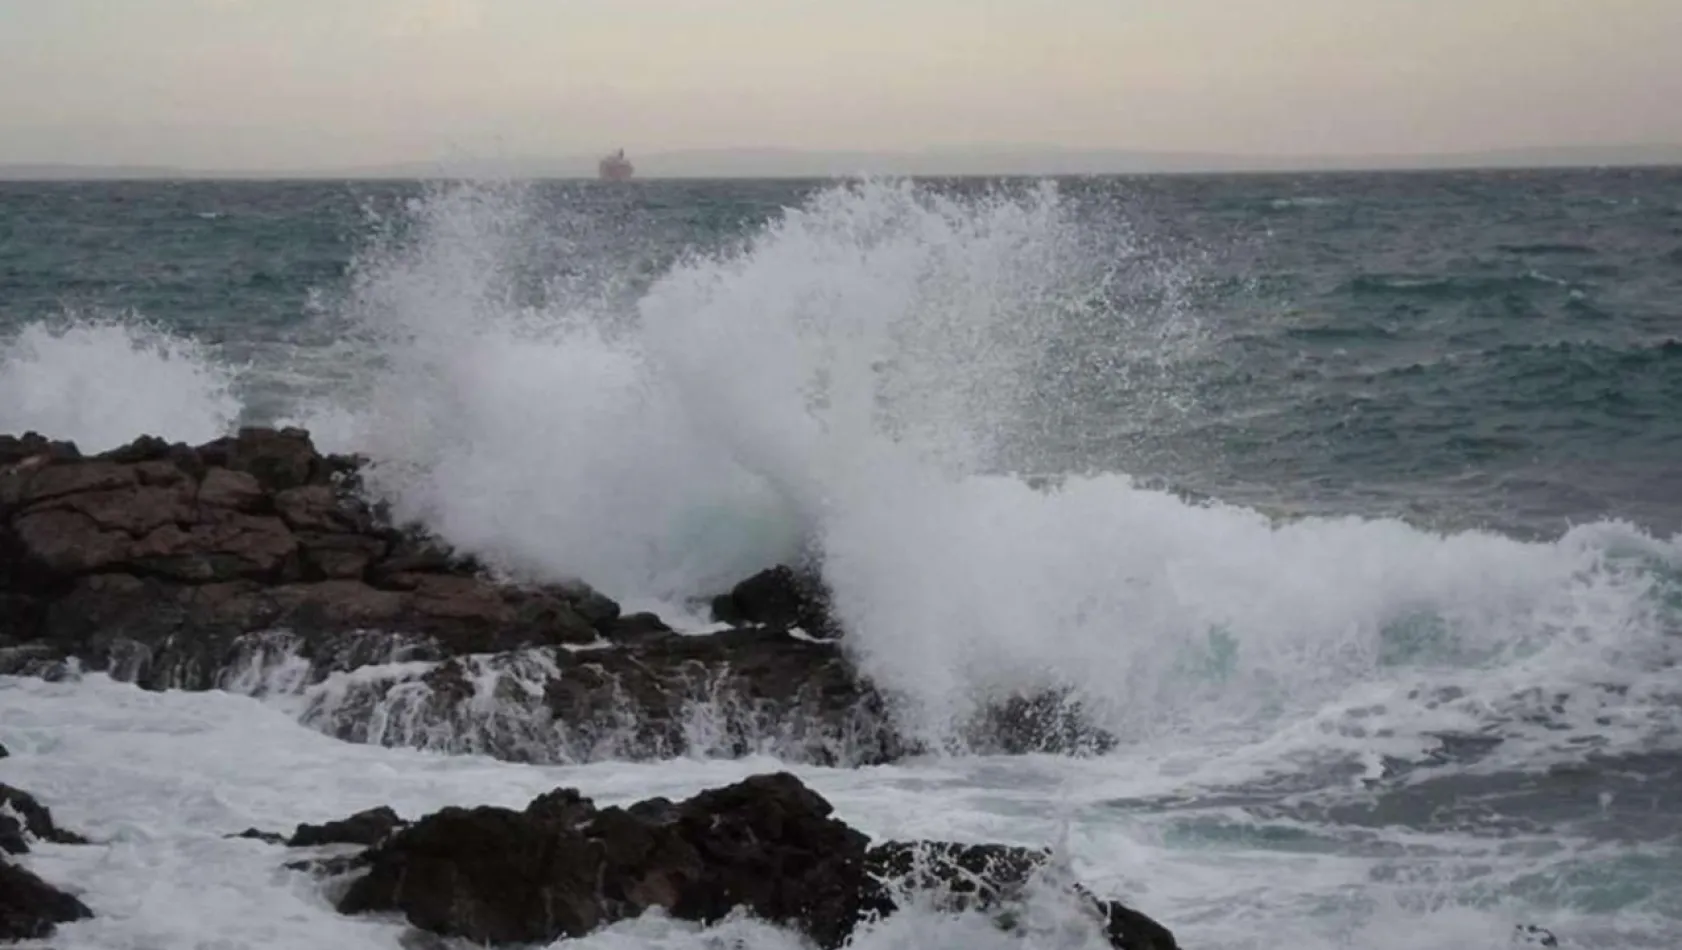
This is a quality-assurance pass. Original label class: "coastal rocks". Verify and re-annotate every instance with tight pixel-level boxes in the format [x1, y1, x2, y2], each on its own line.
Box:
[862, 842, 1179, 950]
[0, 859, 92, 941]
[288, 806, 406, 848]
[0, 785, 92, 941]
[0, 785, 87, 855]
[710, 564, 838, 637]
[327, 772, 1173, 950]
[0, 428, 617, 686]
[302, 626, 908, 767]
[0, 425, 1112, 768]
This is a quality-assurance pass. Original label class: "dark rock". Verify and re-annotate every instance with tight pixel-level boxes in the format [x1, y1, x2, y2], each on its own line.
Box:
[290, 806, 405, 847]
[196, 467, 266, 512]
[964, 689, 1118, 756]
[295, 532, 387, 580]
[0, 785, 87, 855]
[218, 427, 319, 492]
[1514, 924, 1560, 947]
[0, 433, 79, 470]
[0, 744, 7, 759]
[334, 773, 1174, 950]
[0, 858, 92, 940]
[605, 611, 672, 643]
[862, 841, 1177, 950]
[285, 852, 371, 878]
[711, 564, 838, 637]
[229, 828, 286, 845]
[339, 772, 871, 947]
[99, 434, 173, 464]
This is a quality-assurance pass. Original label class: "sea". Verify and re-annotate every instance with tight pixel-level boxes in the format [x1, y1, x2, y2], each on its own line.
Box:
[2, 169, 1681, 949]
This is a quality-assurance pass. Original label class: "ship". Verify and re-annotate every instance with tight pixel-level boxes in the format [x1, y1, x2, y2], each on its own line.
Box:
[598, 148, 634, 181]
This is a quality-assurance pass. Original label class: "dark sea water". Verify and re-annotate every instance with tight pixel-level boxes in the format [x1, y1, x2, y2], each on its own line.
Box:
[2, 170, 1682, 949]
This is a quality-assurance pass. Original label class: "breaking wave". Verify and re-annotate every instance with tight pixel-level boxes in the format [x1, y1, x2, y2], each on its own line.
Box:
[5, 178, 1679, 773]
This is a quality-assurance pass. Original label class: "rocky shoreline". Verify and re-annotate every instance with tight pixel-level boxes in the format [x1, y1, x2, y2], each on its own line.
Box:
[0, 426, 1110, 765]
[0, 426, 1153, 945]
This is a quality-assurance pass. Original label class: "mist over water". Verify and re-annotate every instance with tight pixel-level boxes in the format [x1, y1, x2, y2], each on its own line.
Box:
[4, 172, 1682, 946]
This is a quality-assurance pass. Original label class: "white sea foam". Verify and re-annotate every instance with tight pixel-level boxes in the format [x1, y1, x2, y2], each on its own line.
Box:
[4, 673, 1671, 950]
[4, 178, 1680, 946]
[0, 316, 241, 451]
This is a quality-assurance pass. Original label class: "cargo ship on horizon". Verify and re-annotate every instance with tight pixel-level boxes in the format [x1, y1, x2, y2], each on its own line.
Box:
[598, 148, 634, 181]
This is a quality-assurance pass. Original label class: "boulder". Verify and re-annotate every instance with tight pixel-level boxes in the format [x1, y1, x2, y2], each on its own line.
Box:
[862, 841, 1178, 950]
[0, 859, 91, 940]
[309, 626, 906, 767]
[332, 773, 1172, 950]
[289, 806, 405, 847]
[0, 785, 87, 855]
[710, 564, 838, 638]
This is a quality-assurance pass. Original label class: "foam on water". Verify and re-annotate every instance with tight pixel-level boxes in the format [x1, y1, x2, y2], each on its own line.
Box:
[5, 178, 1682, 945]
[4, 674, 1674, 949]
[264, 179, 1682, 764]
[0, 315, 241, 451]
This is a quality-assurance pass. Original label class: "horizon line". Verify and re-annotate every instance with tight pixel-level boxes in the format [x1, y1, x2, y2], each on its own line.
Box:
[3, 142, 1680, 180]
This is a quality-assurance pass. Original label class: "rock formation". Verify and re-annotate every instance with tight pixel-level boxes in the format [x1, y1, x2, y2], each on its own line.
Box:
[0, 785, 92, 940]
[0, 426, 1109, 765]
[257, 772, 1178, 950]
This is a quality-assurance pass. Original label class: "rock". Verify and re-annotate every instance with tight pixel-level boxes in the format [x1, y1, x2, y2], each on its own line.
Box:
[964, 689, 1118, 756]
[196, 467, 265, 511]
[710, 564, 838, 637]
[339, 772, 871, 947]
[289, 806, 405, 847]
[861, 841, 1178, 950]
[0, 858, 92, 940]
[333, 773, 1173, 950]
[0, 785, 87, 855]
[212, 426, 319, 491]
[0, 744, 6, 759]
[228, 828, 286, 845]
[604, 611, 672, 643]
[1514, 924, 1560, 947]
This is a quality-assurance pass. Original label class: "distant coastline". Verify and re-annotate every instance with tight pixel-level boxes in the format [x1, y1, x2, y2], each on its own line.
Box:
[3, 144, 1680, 181]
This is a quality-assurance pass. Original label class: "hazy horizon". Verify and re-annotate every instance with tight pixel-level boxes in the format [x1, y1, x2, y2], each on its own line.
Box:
[3, 0, 1680, 173]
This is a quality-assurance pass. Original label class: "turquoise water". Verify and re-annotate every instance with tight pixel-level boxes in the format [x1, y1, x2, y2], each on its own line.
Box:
[3, 170, 1682, 947]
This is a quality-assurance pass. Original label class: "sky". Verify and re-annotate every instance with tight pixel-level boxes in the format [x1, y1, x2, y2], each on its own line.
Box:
[1, 0, 1680, 171]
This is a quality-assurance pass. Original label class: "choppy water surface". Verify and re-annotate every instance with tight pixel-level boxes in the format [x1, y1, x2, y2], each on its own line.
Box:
[2, 168, 1681, 948]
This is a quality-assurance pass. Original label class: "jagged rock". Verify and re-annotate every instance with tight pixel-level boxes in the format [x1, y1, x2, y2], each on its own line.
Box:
[308, 626, 905, 767]
[862, 842, 1178, 950]
[0, 785, 87, 855]
[710, 564, 838, 637]
[333, 773, 1172, 950]
[289, 806, 405, 847]
[964, 689, 1118, 756]
[229, 828, 286, 845]
[0, 858, 92, 940]
[1514, 924, 1560, 947]
[0, 426, 1108, 770]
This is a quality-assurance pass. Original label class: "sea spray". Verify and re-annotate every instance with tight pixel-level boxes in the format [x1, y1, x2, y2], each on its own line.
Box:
[270, 177, 1682, 762]
[0, 314, 241, 451]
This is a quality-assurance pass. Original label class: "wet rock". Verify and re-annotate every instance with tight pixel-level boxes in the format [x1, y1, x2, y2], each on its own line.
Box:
[861, 842, 1179, 950]
[229, 828, 287, 845]
[334, 773, 1174, 950]
[964, 689, 1118, 756]
[1514, 924, 1560, 947]
[0, 858, 92, 940]
[0, 785, 87, 855]
[289, 806, 405, 847]
[710, 564, 838, 637]
[338, 772, 870, 947]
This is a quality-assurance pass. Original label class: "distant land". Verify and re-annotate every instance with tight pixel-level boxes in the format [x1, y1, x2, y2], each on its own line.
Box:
[3, 144, 1681, 180]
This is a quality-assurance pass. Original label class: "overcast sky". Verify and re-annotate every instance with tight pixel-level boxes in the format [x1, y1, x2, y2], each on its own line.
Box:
[2, 0, 1679, 170]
